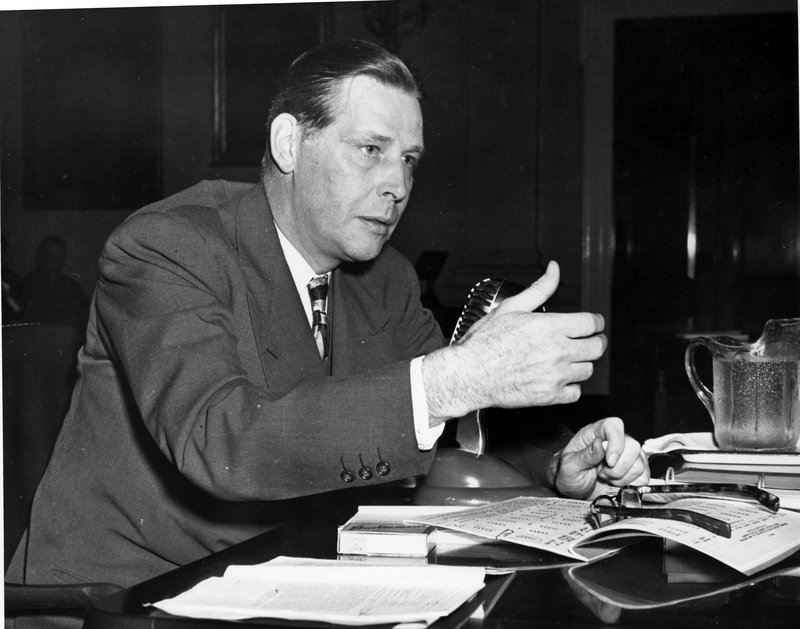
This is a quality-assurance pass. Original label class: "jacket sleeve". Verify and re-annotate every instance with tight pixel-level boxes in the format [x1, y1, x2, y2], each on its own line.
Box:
[93, 209, 444, 502]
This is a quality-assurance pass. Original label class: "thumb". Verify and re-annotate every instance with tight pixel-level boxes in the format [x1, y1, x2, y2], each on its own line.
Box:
[576, 437, 606, 470]
[496, 260, 560, 314]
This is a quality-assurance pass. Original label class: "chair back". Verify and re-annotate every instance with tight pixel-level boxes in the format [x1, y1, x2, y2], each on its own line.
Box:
[3, 322, 85, 568]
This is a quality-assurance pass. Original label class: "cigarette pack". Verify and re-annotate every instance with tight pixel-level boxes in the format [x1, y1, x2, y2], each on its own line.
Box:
[336, 520, 436, 557]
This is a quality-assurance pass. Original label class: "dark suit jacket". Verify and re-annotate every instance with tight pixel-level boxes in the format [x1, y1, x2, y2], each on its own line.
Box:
[8, 181, 444, 588]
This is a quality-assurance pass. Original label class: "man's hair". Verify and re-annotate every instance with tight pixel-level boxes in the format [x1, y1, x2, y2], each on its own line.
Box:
[261, 39, 422, 179]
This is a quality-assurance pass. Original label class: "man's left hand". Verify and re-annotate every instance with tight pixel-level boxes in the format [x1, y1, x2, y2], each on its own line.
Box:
[553, 417, 650, 500]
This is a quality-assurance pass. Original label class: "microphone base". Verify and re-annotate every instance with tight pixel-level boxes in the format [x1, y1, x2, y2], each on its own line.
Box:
[411, 448, 555, 506]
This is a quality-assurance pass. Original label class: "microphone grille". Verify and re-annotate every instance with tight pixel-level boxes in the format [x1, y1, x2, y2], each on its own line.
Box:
[450, 278, 526, 345]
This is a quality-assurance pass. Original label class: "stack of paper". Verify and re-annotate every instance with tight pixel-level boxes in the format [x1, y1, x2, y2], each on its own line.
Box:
[151, 556, 486, 625]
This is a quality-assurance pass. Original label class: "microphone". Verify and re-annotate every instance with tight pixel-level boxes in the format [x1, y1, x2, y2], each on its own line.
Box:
[448, 277, 533, 455]
[412, 275, 549, 504]
[450, 278, 527, 345]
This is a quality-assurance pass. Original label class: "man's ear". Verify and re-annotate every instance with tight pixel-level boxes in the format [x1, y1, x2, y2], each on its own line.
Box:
[270, 113, 300, 174]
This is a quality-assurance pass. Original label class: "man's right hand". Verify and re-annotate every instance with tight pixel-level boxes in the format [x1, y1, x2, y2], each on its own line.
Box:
[422, 261, 607, 426]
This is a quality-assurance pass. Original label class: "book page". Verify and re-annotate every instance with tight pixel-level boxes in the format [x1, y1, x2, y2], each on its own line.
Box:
[412, 497, 607, 561]
[586, 498, 800, 576]
[151, 556, 486, 625]
[413, 496, 800, 576]
[344, 506, 589, 573]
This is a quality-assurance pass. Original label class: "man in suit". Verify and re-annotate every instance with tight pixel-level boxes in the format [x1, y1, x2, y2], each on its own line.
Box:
[7, 40, 648, 598]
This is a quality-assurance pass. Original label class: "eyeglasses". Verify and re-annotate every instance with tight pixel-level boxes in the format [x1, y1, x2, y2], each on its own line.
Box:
[589, 484, 781, 539]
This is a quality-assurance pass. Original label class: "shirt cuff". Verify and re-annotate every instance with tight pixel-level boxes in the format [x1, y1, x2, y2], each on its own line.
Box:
[410, 356, 444, 450]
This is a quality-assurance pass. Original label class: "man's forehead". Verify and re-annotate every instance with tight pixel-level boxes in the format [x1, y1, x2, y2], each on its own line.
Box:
[331, 75, 423, 145]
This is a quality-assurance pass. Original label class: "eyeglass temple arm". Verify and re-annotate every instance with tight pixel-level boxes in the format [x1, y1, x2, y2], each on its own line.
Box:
[634, 483, 780, 513]
[590, 505, 732, 538]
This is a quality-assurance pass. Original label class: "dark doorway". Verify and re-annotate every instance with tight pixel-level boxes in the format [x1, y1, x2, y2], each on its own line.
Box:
[609, 13, 799, 441]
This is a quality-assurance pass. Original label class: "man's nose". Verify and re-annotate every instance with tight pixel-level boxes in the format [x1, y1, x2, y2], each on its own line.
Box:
[379, 159, 410, 202]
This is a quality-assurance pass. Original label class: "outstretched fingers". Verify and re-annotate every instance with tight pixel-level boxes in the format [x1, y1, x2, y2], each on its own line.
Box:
[567, 312, 606, 339]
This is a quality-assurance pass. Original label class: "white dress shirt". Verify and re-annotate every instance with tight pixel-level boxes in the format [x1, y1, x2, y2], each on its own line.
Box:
[275, 224, 444, 450]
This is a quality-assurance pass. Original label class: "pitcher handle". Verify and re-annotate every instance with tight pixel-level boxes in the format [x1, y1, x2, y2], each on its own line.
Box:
[684, 338, 715, 424]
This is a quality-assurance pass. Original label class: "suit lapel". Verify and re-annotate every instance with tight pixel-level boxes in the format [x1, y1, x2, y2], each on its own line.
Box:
[232, 185, 325, 386]
[329, 264, 393, 377]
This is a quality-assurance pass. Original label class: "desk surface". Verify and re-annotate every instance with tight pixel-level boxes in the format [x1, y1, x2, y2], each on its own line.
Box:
[85, 507, 800, 629]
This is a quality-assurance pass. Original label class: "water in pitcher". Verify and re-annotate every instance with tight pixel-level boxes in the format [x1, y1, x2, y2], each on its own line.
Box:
[713, 358, 799, 451]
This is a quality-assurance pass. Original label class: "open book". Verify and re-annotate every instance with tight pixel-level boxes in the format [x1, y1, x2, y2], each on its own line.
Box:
[410, 496, 800, 576]
[151, 556, 485, 625]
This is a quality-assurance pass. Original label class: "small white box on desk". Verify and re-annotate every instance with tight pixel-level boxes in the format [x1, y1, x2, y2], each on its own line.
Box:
[337, 520, 436, 557]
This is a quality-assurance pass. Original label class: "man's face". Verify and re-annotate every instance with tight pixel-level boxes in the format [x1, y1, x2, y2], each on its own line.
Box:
[288, 75, 424, 272]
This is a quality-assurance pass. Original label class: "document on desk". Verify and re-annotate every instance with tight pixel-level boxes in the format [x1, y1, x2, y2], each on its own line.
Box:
[410, 496, 800, 576]
[150, 556, 486, 625]
[340, 505, 589, 573]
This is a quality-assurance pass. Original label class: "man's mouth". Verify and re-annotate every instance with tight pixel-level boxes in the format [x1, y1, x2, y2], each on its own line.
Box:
[360, 216, 393, 234]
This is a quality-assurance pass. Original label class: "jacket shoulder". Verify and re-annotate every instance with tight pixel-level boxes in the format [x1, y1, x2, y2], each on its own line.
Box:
[136, 180, 254, 215]
[108, 180, 258, 246]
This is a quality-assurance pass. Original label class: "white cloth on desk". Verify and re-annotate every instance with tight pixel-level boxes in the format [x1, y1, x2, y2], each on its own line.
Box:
[643, 432, 718, 456]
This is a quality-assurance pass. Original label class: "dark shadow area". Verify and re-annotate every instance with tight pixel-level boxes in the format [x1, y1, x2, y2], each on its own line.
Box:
[3, 323, 84, 569]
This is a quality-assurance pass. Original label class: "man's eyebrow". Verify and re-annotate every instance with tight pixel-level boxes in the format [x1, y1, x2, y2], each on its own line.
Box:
[356, 132, 425, 155]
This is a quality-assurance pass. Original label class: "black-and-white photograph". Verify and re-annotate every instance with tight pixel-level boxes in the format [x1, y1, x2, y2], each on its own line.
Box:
[2, 1, 799, 627]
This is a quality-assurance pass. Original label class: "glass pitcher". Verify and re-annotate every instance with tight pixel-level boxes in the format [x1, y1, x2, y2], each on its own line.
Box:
[684, 318, 800, 451]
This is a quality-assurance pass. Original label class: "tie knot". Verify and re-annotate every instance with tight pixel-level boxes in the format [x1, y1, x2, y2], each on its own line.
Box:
[307, 275, 328, 301]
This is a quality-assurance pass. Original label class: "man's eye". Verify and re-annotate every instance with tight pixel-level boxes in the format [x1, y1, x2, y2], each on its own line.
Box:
[361, 145, 379, 157]
[402, 155, 419, 169]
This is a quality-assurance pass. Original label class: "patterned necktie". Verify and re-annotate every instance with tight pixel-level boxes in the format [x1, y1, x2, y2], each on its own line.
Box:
[307, 275, 329, 360]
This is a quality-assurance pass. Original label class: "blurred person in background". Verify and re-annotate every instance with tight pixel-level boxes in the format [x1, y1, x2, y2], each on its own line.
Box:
[11, 235, 90, 327]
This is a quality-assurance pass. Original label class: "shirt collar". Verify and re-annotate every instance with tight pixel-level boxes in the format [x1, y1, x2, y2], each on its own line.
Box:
[274, 223, 330, 326]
